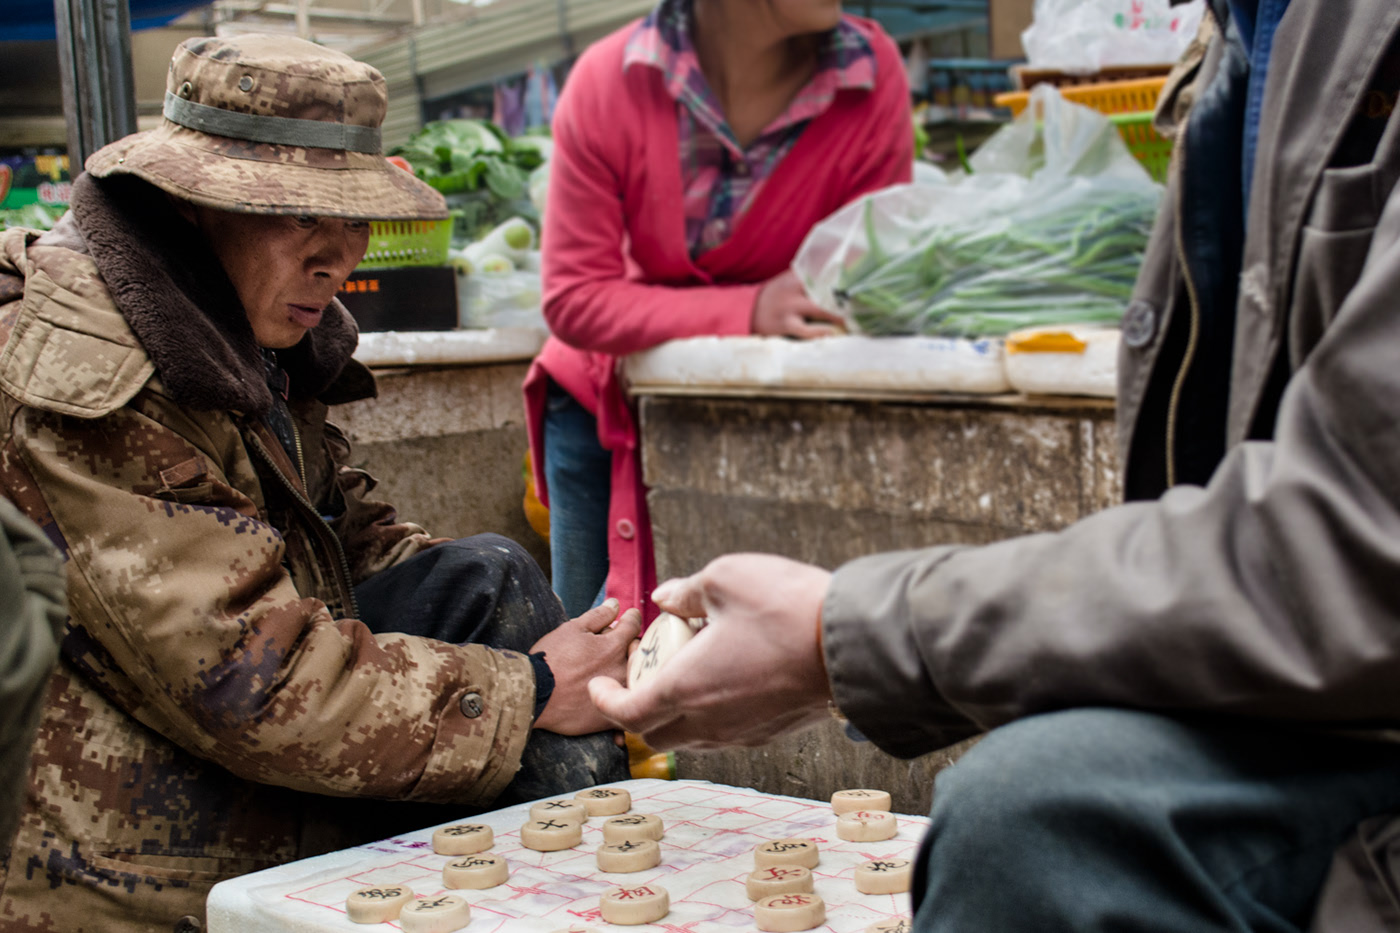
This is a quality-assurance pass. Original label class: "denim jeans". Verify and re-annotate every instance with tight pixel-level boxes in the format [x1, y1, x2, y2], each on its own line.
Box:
[353, 533, 628, 810]
[914, 708, 1400, 932]
[542, 379, 611, 617]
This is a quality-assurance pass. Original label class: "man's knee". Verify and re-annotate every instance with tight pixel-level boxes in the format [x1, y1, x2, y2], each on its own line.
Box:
[439, 533, 535, 569]
[930, 708, 1185, 847]
[430, 534, 548, 592]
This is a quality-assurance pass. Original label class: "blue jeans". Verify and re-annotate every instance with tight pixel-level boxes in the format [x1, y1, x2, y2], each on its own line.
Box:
[915, 708, 1400, 932]
[354, 534, 627, 808]
[542, 379, 610, 617]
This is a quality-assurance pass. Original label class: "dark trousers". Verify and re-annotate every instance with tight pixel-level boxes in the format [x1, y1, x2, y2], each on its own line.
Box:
[354, 533, 628, 808]
[914, 708, 1400, 932]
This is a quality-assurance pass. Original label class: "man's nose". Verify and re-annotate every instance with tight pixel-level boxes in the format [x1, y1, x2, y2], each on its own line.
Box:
[308, 223, 366, 278]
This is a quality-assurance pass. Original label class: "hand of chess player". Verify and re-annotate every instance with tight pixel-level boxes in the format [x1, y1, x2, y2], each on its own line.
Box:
[534, 599, 641, 735]
[588, 554, 834, 750]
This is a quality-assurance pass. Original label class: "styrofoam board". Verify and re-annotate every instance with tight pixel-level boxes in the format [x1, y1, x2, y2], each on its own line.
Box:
[624, 335, 1010, 395]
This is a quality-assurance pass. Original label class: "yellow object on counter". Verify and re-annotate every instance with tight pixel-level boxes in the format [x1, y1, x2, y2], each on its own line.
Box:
[1005, 331, 1088, 354]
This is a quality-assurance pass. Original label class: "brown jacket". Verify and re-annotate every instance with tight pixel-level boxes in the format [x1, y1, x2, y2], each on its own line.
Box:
[0, 176, 536, 932]
[823, 1, 1400, 928]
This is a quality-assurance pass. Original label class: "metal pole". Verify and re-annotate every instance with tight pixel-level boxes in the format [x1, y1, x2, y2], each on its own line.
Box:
[53, 0, 137, 172]
[555, 0, 574, 58]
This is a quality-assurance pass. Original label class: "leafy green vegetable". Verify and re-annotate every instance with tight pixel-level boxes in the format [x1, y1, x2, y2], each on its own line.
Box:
[835, 186, 1159, 338]
[390, 118, 547, 242]
[395, 120, 505, 163]
[0, 202, 63, 232]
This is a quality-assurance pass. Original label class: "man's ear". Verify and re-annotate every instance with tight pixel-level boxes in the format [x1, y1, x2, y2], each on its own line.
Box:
[167, 193, 198, 226]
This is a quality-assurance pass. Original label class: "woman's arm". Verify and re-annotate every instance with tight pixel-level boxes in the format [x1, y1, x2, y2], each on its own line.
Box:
[541, 97, 760, 357]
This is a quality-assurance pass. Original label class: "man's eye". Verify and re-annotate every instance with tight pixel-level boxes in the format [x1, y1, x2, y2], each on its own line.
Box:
[293, 215, 318, 228]
[346, 220, 370, 232]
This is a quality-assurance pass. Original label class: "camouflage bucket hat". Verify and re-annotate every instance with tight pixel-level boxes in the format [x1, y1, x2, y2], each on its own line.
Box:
[86, 34, 447, 220]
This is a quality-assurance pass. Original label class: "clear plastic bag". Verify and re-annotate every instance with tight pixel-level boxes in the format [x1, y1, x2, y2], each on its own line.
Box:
[456, 268, 546, 330]
[1021, 0, 1205, 74]
[793, 86, 1164, 339]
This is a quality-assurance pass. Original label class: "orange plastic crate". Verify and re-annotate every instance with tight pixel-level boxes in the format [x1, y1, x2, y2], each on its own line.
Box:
[1010, 64, 1173, 91]
[994, 76, 1167, 117]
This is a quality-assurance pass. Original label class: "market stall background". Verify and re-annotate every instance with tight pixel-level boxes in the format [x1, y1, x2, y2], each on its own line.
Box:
[0, 0, 1209, 846]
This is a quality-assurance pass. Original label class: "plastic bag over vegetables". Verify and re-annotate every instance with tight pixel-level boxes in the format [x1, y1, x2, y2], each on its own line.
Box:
[793, 85, 1164, 339]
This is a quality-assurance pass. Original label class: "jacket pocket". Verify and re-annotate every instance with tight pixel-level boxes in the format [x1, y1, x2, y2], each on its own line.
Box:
[1309, 164, 1385, 233]
[1291, 162, 1387, 363]
[149, 456, 254, 511]
[151, 456, 215, 504]
[90, 849, 277, 886]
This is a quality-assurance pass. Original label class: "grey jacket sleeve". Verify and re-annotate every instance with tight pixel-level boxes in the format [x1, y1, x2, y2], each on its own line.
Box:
[822, 183, 1400, 760]
[0, 497, 65, 845]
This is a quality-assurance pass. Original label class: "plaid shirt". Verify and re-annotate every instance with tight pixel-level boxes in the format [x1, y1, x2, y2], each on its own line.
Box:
[624, 0, 876, 257]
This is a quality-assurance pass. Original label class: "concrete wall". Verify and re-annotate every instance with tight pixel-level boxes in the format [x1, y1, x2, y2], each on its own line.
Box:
[331, 362, 550, 576]
[639, 393, 1121, 814]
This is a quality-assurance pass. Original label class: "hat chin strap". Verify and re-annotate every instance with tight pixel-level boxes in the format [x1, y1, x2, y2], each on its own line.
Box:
[162, 91, 382, 154]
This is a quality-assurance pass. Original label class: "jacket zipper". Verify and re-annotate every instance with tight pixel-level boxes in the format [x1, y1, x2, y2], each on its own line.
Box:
[1165, 116, 1202, 489]
[248, 433, 360, 620]
[290, 418, 308, 489]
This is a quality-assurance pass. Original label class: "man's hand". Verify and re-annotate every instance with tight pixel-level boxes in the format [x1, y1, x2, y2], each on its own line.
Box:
[532, 599, 641, 735]
[588, 554, 834, 750]
[752, 270, 849, 339]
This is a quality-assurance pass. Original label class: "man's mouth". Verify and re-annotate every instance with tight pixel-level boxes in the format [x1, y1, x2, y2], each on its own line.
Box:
[288, 304, 325, 328]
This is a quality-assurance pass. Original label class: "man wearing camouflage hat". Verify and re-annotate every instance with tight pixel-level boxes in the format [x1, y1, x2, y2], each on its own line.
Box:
[0, 34, 634, 931]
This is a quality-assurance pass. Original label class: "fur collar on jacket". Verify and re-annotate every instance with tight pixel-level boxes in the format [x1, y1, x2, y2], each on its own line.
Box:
[67, 173, 367, 416]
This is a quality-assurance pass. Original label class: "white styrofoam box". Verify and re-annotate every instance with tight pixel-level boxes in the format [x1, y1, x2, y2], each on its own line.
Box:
[353, 327, 546, 368]
[624, 335, 1010, 395]
[1003, 325, 1120, 398]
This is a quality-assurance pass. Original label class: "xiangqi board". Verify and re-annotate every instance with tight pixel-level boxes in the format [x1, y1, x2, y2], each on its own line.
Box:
[206, 779, 926, 931]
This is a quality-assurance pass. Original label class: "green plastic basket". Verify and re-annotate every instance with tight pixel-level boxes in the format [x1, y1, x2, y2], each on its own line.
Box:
[1111, 111, 1173, 183]
[357, 218, 454, 269]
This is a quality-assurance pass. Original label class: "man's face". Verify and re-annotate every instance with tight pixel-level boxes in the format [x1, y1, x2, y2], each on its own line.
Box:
[191, 207, 370, 349]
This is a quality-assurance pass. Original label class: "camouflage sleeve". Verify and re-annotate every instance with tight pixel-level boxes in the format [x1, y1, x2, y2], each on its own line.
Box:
[11, 398, 533, 805]
[321, 420, 437, 582]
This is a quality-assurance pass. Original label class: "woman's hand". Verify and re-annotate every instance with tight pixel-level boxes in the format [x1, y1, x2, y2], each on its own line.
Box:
[752, 270, 849, 339]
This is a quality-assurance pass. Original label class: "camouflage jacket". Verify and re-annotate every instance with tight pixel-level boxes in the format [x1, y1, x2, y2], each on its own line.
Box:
[0, 178, 535, 932]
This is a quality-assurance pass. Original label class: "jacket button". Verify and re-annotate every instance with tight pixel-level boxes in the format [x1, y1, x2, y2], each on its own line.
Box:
[459, 692, 484, 719]
[1122, 300, 1158, 348]
[616, 519, 635, 540]
[173, 917, 201, 933]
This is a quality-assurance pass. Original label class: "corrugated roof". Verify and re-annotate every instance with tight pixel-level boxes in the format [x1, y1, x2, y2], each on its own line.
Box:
[357, 0, 651, 148]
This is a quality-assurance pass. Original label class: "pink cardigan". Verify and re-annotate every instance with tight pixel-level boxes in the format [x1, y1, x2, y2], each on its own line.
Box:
[523, 15, 913, 625]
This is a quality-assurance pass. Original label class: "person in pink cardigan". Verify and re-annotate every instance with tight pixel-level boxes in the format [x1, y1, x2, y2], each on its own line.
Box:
[523, 0, 914, 625]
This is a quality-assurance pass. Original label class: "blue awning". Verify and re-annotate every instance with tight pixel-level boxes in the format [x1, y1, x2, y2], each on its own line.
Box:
[0, 0, 212, 41]
[855, 1, 988, 41]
